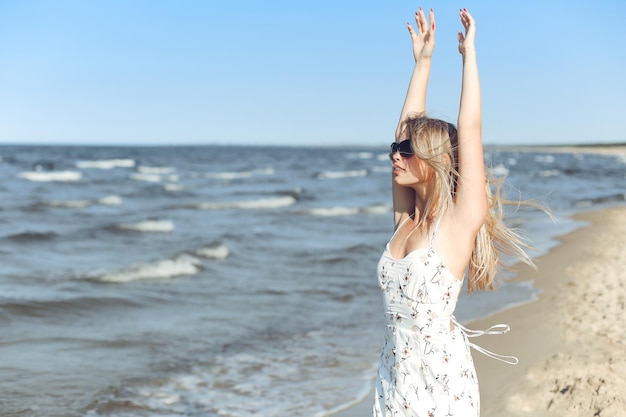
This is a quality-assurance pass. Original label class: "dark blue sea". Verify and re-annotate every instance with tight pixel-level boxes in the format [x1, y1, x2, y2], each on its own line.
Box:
[0, 145, 624, 416]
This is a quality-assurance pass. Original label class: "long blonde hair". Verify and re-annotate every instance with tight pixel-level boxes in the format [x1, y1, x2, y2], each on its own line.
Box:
[402, 114, 540, 293]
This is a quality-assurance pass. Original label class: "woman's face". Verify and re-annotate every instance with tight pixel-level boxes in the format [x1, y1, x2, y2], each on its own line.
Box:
[391, 152, 434, 188]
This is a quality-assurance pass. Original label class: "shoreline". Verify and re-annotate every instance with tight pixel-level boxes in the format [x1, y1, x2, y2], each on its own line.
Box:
[331, 204, 626, 417]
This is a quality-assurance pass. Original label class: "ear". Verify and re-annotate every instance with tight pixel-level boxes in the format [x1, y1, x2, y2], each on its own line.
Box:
[442, 152, 452, 167]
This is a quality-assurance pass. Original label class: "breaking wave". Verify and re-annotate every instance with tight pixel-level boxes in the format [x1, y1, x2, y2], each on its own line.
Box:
[185, 196, 297, 210]
[89, 254, 202, 283]
[115, 220, 175, 233]
[76, 159, 136, 169]
[316, 170, 367, 180]
[18, 171, 82, 182]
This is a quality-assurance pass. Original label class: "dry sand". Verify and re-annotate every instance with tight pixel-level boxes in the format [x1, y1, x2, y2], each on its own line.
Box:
[333, 205, 626, 417]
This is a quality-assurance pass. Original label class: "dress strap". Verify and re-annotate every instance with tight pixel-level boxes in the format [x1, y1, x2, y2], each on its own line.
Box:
[428, 216, 443, 248]
[391, 213, 415, 240]
[451, 316, 519, 365]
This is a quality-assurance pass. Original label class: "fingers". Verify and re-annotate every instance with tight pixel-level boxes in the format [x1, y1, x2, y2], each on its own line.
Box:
[416, 7, 425, 34]
[459, 8, 474, 30]
[457, 30, 464, 44]
[407, 22, 416, 38]
[411, 7, 435, 36]
[429, 7, 435, 32]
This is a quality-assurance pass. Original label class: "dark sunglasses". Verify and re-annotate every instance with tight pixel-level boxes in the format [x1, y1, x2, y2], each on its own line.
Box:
[389, 139, 414, 159]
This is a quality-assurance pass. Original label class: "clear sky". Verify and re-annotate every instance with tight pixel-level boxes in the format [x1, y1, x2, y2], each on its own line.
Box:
[0, 0, 624, 146]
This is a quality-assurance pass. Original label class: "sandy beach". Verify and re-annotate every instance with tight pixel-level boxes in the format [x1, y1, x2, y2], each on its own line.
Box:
[334, 204, 626, 417]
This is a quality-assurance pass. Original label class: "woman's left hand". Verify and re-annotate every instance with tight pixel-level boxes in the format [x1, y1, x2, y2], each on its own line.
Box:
[457, 8, 476, 55]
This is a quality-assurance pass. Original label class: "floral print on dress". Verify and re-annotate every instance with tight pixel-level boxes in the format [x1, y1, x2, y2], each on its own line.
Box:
[373, 242, 479, 417]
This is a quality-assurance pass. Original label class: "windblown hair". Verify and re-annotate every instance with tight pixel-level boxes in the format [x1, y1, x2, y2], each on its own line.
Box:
[401, 114, 540, 293]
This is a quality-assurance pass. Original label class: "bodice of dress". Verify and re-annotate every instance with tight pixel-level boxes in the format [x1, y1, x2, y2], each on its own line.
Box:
[378, 245, 463, 337]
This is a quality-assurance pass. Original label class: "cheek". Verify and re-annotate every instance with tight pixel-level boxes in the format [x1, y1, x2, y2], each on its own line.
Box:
[408, 159, 433, 178]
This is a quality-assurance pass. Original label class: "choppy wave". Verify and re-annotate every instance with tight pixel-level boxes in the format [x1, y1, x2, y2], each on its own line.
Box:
[45, 199, 92, 208]
[5, 231, 57, 242]
[575, 193, 626, 208]
[116, 220, 175, 233]
[316, 169, 367, 180]
[1, 296, 140, 318]
[488, 163, 509, 177]
[305, 204, 389, 216]
[137, 166, 177, 174]
[43, 195, 123, 209]
[163, 184, 190, 192]
[89, 254, 202, 283]
[76, 159, 135, 169]
[96, 195, 123, 206]
[534, 155, 555, 163]
[193, 243, 230, 260]
[345, 152, 374, 159]
[371, 165, 391, 174]
[206, 167, 274, 180]
[130, 173, 179, 183]
[18, 171, 82, 182]
[186, 195, 297, 210]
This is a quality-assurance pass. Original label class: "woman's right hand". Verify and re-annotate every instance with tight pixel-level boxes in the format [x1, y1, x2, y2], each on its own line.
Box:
[407, 7, 436, 62]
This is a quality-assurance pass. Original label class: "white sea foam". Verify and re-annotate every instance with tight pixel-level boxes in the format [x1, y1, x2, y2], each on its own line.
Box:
[306, 204, 390, 216]
[137, 166, 177, 174]
[371, 165, 391, 173]
[307, 207, 360, 216]
[93, 254, 201, 283]
[192, 195, 296, 210]
[96, 195, 123, 206]
[489, 163, 509, 177]
[84, 328, 377, 417]
[193, 243, 230, 260]
[362, 204, 391, 214]
[117, 220, 175, 233]
[534, 155, 555, 163]
[316, 169, 367, 179]
[46, 200, 91, 208]
[130, 173, 179, 183]
[18, 171, 82, 182]
[346, 152, 374, 159]
[206, 167, 274, 180]
[44, 195, 122, 209]
[76, 159, 135, 169]
[163, 184, 188, 192]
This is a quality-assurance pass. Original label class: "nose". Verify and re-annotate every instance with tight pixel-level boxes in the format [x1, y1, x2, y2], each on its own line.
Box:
[389, 151, 400, 162]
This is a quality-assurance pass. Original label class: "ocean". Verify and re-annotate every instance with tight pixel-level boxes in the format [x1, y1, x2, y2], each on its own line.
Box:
[0, 144, 624, 417]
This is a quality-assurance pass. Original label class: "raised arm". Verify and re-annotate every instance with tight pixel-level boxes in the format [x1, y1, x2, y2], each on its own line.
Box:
[452, 9, 487, 232]
[395, 7, 435, 140]
[392, 7, 435, 227]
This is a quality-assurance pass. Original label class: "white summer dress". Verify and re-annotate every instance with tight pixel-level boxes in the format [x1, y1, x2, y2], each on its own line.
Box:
[373, 217, 516, 417]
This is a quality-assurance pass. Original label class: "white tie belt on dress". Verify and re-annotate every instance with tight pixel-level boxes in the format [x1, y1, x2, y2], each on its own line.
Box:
[451, 316, 519, 365]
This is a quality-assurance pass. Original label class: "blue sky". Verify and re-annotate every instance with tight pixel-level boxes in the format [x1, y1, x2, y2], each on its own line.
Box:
[0, 0, 624, 146]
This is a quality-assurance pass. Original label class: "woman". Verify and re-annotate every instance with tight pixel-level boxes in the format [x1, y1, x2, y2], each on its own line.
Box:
[374, 8, 532, 417]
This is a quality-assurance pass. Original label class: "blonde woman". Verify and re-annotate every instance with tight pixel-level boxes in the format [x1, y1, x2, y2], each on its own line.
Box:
[374, 7, 529, 416]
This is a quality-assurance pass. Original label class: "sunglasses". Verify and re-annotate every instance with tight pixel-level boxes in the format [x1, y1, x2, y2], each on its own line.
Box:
[389, 139, 414, 159]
